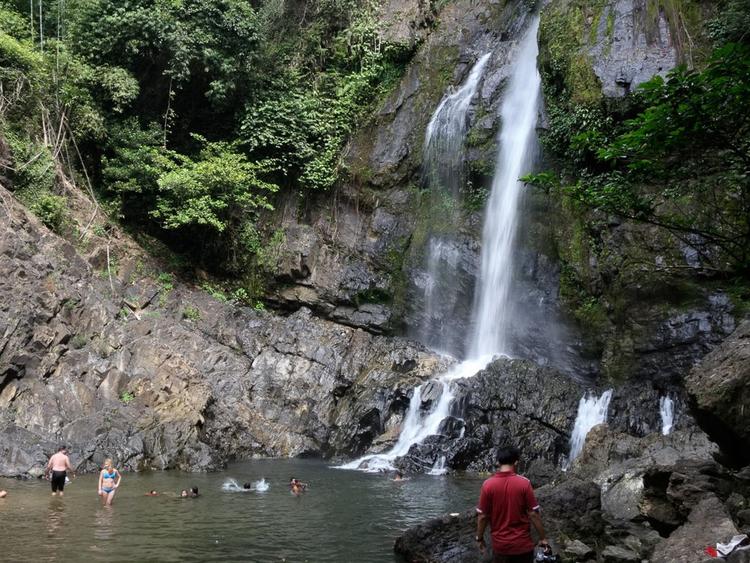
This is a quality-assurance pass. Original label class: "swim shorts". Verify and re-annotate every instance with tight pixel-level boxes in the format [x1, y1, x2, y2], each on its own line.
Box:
[51, 470, 66, 492]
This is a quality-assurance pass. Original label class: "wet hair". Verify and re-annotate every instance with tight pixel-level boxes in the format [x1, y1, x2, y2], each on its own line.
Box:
[191, 487, 199, 495]
[149, 490, 157, 494]
[496, 446, 520, 465]
[58, 445, 67, 452]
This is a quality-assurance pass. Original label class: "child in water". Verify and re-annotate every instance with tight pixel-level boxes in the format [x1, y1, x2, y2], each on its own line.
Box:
[98, 458, 122, 506]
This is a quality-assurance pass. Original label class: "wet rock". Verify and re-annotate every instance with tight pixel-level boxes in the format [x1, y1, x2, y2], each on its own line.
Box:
[685, 320, 750, 464]
[393, 509, 492, 563]
[391, 358, 581, 477]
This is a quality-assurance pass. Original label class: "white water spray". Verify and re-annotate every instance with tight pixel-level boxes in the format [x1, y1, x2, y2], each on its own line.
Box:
[659, 396, 674, 435]
[222, 478, 269, 492]
[340, 19, 541, 473]
[419, 54, 491, 352]
[565, 390, 613, 468]
[428, 455, 448, 475]
[469, 21, 541, 358]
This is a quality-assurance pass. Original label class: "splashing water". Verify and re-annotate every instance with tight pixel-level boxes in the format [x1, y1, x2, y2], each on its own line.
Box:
[222, 478, 269, 492]
[660, 396, 674, 435]
[564, 390, 613, 468]
[339, 19, 541, 474]
[428, 456, 448, 476]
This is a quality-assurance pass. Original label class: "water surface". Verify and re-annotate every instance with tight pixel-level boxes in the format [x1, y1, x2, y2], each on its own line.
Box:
[1, 458, 482, 562]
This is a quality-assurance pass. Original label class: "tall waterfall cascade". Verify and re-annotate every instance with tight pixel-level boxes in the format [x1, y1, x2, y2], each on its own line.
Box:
[564, 390, 613, 469]
[340, 18, 542, 472]
[419, 54, 491, 353]
[660, 395, 675, 436]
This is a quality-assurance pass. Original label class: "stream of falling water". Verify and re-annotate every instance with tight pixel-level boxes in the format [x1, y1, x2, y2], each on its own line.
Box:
[419, 53, 490, 353]
[340, 18, 541, 472]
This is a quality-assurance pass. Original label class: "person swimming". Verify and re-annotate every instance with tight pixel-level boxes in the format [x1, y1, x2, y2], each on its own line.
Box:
[145, 490, 159, 496]
[180, 487, 200, 498]
[289, 477, 308, 495]
[0, 490, 7, 498]
[98, 458, 122, 506]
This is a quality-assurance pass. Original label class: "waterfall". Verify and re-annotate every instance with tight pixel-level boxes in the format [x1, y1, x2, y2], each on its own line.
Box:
[423, 53, 491, 199]
[564, 390, 613, 468]
[419, 54, 491, 353]
[428, 455, 448, 475]
[660, 395, 674, 435]
[469, 21, 541, 358]
[339, 18, 541, 473]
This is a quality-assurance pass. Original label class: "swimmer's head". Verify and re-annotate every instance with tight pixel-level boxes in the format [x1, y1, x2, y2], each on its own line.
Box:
[180, 490, 188, 497]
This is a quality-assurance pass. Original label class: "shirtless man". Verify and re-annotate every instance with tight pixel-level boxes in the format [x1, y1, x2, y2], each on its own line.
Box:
[45, 446, 75, 497]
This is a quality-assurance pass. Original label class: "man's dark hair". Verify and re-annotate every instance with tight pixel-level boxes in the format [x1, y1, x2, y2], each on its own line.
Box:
[496, 446, 520, 465]
[58, 445, 67, 452]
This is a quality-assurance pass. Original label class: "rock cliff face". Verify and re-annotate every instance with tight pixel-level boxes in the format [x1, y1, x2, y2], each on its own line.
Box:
[0, 186, 452, 476]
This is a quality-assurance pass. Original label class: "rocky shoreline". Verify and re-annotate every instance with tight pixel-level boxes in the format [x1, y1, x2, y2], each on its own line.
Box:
[394, 320, 750, 562]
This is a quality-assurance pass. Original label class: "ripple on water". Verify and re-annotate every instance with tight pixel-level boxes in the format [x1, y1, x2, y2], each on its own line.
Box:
[0, 459, 481, 562]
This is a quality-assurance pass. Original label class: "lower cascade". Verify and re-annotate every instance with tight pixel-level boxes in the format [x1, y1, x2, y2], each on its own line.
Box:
[340, 17, 542, 473]
[660, 395, 675, 435]
[564, 390, 614, 469]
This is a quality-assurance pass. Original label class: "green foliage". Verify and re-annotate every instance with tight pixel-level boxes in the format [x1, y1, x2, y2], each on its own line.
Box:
[707, 0, 750, 44]
[70, 334, 88, 350]
[528, 43, 750, 274]
[201, 282, 228, 302]
[240, 1, 408, 192]
[182, 305, 201, 320]
[30, 192, 68, 232]
[120, 391, 135, 404]
[157, 272, 173, 287]
[152, 139, 277, 233]
[0, 0, 413, 286]
[150, 138, 279, 272]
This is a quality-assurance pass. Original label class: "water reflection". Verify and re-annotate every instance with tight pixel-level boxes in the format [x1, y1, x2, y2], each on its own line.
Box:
[47, 497, 66, 537]
[94, 506, 116, 542]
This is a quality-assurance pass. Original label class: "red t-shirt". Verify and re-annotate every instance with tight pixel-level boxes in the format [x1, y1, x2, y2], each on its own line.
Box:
[476, 470, 540, 555]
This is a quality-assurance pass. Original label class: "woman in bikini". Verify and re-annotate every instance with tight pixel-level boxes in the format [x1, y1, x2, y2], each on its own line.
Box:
[98, 458, 122, 506]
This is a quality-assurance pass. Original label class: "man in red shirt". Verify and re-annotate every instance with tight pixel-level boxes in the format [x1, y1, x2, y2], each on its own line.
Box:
[476, 446, 548, 562]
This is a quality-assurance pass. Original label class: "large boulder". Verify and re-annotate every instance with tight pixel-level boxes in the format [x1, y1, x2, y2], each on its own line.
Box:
[685, 320, 750, 464]
[651, 495, 739, 563]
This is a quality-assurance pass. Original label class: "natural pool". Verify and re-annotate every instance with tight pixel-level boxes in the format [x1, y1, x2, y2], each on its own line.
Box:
[0, 458, 483, 562]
